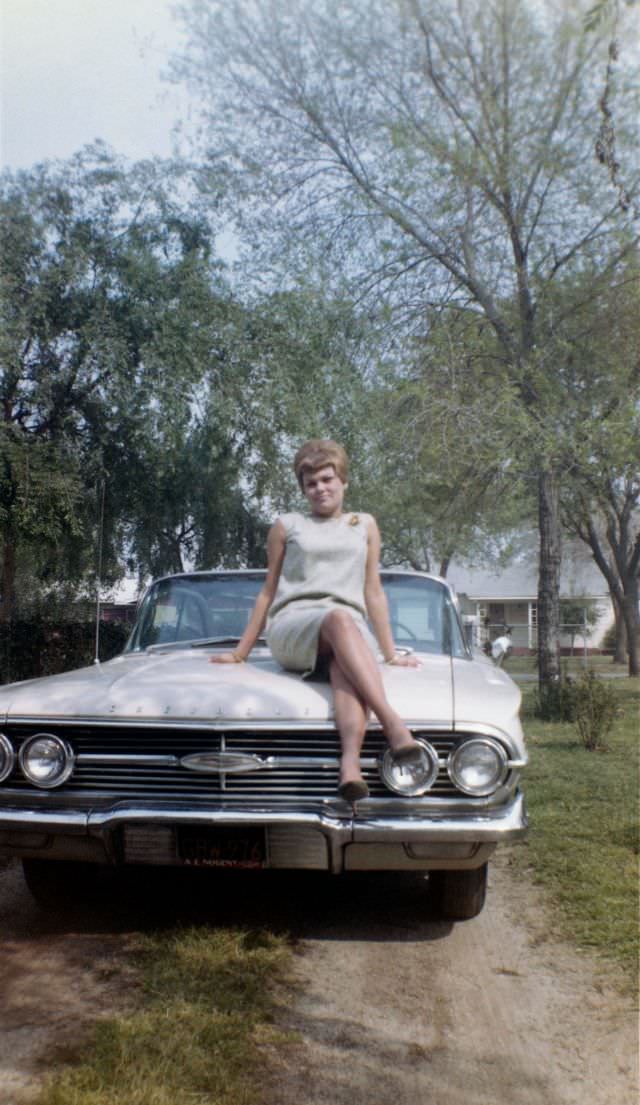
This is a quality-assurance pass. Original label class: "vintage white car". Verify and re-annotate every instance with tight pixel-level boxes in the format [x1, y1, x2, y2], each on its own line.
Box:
[0, 570, 527, 919]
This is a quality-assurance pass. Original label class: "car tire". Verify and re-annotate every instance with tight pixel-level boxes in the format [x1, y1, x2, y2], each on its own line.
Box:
[21, 858, 99, 908]
[430, 863, 488, 921]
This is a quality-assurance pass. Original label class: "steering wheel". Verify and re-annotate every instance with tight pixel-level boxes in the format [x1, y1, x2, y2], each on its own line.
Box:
[389, 620, 418, 641]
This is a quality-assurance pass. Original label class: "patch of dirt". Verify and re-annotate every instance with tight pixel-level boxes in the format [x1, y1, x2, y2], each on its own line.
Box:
[0, 861, 139, 1104]
[266, 853, 638, 1105]
[0, 854, 637, 1105]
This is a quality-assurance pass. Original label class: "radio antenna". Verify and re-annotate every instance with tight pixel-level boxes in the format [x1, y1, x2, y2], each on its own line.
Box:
[94, 478, 106, 665]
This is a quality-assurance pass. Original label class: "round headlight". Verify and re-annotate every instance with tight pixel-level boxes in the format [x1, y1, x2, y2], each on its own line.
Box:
[379, 739, 439, 796]
[0, 734, 16, 783]
[19, 734, 75, 789]
[448, 738, 508, 796]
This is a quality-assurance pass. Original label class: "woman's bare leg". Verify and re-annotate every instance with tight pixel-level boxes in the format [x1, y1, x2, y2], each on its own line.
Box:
[329, 659, 368, 786]
[319, 609, 419, 753]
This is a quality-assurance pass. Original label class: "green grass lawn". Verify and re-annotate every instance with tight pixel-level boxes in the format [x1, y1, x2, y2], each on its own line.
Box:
[506, 653, 629, 677]
[38, 927, 292, 1105]
[513, 676, 639, 987]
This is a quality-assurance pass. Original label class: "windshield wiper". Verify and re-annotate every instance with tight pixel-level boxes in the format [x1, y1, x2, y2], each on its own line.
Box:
[144, 636, 266, 654]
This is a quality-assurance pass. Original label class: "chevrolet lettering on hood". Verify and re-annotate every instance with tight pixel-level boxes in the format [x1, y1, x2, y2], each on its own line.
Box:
[0, 570, 527, 920]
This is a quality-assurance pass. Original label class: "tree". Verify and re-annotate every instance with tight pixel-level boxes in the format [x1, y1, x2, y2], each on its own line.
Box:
[173, 0, 638, 684]
[585, 0, 639, 213]
[554, 264, 640, 674]
[1, 145, 383, 605]
[349, 309, 532, 574]
[0, 147, 237, 614]
[122, 285, 373, 578]
[564, 481, 639, 674]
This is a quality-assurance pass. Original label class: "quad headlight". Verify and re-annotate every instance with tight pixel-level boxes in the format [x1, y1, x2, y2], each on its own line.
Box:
[447, 737, 509, 796]
[379, 739, 439, 796]
[18, 734, 75, 789]
[0, 734, 15, 783]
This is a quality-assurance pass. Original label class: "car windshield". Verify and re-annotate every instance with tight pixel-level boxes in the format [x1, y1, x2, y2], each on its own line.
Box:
[126, 572, 468, 659]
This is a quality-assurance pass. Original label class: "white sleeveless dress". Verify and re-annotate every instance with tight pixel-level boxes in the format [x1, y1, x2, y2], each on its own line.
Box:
[266, 511, 379, 675]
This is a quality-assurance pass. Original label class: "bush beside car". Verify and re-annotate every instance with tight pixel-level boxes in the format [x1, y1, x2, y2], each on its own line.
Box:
[0, 621, 130, 684]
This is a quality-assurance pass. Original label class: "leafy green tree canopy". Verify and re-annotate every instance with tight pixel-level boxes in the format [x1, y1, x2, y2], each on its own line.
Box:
[0, 147, 231, 613]
[172, 0, 638, 684]
[0, 148, 378, 607]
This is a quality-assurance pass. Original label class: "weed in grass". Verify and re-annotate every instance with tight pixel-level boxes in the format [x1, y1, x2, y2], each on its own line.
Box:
[608, 823, 640, 854]
[37, 927, 293, 1105]
[526, 668, 620, 751]
[573, 671, 618, 750]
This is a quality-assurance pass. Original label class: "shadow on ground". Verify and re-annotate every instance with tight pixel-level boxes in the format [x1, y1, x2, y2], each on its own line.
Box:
[1, 860, 453, 944]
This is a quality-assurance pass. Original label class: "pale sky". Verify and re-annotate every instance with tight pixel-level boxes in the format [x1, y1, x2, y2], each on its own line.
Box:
[0, 0, 191, 170]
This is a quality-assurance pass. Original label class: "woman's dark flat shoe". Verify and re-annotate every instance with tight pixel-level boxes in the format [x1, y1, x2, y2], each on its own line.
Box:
[391, 743, 423, 765]
[338, 780, 369, 803]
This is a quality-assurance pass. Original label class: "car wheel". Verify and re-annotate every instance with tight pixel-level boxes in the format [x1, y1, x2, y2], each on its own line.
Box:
[430, 863, 488, 921]
[21, 858, 99, 908]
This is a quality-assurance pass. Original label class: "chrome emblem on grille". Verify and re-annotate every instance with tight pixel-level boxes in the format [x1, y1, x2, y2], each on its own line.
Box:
[180, 752, 267, 774]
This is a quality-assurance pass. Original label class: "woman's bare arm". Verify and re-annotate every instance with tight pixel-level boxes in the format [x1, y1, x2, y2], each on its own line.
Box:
[210, 519, 287, 663]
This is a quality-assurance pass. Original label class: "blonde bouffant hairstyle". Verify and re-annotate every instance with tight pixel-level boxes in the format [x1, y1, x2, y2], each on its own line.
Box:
[293, 439, 349, 490]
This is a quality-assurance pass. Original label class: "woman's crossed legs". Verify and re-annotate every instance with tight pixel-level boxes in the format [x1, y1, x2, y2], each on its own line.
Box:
[318, 608, 420, 791]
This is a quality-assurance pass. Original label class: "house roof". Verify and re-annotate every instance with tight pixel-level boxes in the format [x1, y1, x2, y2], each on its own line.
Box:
[101, 576, 144, 605]
[448, 546, 610, 602]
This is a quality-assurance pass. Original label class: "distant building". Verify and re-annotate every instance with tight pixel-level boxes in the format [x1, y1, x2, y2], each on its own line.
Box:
[99, 577, 143, 625]
[448, 543, 612, 654]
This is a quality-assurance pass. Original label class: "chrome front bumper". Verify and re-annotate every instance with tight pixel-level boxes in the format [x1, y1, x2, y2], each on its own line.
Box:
[0, 792, 527, 872]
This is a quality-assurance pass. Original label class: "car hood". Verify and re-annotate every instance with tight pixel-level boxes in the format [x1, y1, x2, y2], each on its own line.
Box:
[0, 649, 455, 727]
[0, 650, 523, 749]
[452, 657, 524, 752]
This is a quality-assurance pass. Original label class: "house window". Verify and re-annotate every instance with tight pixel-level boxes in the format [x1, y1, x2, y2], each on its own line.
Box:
[530, 603, 538, 628]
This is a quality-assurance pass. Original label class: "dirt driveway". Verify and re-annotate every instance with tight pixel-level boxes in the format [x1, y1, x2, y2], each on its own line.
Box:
[0, 853, 637, 1105]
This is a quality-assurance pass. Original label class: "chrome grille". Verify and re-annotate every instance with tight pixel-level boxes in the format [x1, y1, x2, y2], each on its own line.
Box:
[5, 724, 463, 800]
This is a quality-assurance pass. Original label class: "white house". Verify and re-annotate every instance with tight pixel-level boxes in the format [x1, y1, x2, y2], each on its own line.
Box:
[448, 542, 613, 653]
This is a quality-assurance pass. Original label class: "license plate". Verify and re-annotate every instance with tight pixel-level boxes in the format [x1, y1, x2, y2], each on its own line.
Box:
[177, 826, 266, 868]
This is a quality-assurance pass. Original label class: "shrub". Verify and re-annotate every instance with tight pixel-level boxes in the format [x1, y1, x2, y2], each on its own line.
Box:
[0, 621, 130, 685]
[573, 670, 617, 751]
[530, 669, 578, 722]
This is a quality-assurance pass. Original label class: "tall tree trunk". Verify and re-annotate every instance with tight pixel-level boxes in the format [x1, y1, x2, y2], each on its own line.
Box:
[537, 468, 561, 685]
[610, 591, 627, 664]
[622, 578, 639, 676]
[576, 516, 638, 672]
[439, 554, 451, 578]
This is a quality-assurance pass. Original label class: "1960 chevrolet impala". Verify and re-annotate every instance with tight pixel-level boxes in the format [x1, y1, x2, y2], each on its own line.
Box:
[0, 570, 527, 919]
